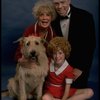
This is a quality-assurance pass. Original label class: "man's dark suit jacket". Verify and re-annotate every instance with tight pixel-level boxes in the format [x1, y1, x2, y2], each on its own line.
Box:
[51, 5, 96, 88]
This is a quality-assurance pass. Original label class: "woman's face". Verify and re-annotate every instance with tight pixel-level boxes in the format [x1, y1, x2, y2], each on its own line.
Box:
[53, 49, 65, 66]
[38, 11, 52, 28]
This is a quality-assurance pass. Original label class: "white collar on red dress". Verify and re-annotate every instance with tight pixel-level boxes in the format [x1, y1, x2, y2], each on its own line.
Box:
[50, 60, 69, 75]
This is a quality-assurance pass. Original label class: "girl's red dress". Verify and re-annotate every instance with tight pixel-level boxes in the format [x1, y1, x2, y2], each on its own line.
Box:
[44, 60, 77, 99]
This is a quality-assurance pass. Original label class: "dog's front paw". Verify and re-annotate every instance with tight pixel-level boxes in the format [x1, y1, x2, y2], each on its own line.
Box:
[27, 94, 33, 99]
[37, 96, 42, 100]
[19, 96, 27, 100]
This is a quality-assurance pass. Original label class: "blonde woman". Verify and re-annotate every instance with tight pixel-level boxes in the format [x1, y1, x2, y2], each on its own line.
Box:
[15, 0, 57, 61]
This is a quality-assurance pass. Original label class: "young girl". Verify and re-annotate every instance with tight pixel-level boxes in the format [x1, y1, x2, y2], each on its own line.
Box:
[42, 37, 94, 100]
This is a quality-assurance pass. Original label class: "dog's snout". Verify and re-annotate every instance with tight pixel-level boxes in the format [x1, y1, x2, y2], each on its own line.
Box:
[30, 51, 36, 56]
[30, 50, 38, 61]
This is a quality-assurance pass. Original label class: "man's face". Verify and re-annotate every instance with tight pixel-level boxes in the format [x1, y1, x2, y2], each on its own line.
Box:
[52, 0, 71, 16]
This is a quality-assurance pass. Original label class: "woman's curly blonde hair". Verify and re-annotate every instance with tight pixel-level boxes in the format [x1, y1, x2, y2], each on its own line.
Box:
[32, 0, 56, 21]
[47, 37, 71, 59]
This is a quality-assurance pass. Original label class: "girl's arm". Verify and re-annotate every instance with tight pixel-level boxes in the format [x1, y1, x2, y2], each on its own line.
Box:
[61, 83, 71, 100]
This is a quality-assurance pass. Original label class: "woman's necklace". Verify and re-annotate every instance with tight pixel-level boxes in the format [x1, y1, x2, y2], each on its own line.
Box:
[39, 29, 48, 39]
[34, 21, 54, 40]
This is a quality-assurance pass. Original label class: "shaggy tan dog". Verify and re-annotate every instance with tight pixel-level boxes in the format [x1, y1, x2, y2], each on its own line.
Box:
[2, 36, 49, 100]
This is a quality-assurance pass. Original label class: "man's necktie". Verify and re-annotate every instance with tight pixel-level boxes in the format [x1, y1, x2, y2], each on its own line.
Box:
[59, 16, 69, 20]
[58, 10, 71, 20]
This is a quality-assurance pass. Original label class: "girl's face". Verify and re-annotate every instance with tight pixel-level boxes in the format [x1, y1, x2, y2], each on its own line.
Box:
[38, 11, 52, 28]
[53, 49, 65, 66]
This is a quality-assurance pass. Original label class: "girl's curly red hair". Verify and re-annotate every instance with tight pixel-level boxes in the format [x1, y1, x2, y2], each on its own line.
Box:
[47, 37, 71, 59]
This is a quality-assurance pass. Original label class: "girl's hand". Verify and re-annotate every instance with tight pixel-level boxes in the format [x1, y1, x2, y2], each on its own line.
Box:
[73, 68, 82, 81]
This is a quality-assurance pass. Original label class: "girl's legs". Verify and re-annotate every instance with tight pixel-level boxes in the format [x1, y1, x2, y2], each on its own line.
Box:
[67, 88, 94, 100]
[42, 93, 53, 100]
[42, 93, 61, 100]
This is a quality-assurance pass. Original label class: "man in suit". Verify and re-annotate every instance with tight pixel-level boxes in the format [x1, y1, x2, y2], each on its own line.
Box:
[51, 0, 96, 88]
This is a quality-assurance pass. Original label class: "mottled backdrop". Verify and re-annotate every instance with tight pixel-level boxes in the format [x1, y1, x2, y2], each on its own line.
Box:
[1, 0, 99, 100]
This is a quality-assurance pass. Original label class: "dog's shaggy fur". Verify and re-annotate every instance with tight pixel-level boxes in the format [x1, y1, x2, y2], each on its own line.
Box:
[2, 36, 49, 100]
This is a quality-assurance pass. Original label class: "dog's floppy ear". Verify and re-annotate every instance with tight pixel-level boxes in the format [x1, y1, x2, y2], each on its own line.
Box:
[13, 37, 26, 49]
[13, 37, 25, 44]
[13, 38, 22, 43]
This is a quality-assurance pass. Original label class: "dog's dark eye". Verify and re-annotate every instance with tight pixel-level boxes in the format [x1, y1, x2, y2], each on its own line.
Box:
[35, 41, 39, 45]
[26, 41, 30, 46]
